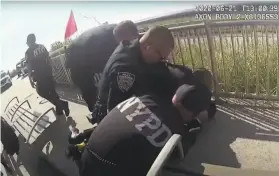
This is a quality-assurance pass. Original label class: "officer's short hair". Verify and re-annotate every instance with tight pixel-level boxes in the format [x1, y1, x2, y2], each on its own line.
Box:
[27, 33, 36, 44]
[113, 20, 138, 42]
[175, 83, 212, 115]
[193, 68, 213, 91]
[142, 26, 174, 49]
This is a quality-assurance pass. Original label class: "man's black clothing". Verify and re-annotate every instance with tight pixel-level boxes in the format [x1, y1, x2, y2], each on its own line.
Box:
[66, 24, 117, 72]
[70, 69, 97, 112]
[65, 24, 118, 111]
[25, 44, 53, 81]
[26, 44, 68, 113]
[80, 95, 185, 176]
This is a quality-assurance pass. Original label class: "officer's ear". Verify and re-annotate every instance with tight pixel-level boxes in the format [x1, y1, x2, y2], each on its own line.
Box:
[172, 94, 180, 106]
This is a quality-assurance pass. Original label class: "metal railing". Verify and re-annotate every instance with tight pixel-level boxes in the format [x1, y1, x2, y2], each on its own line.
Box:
[49, 19, 279, 108]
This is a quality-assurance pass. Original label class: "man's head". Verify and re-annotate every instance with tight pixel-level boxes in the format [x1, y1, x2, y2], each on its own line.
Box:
[172, 84, 212, 122]
[113, 20, 139, 43]
[193, 68, 213, 91]
[26, 33, 36, 47]
[139, 26, 174, 64]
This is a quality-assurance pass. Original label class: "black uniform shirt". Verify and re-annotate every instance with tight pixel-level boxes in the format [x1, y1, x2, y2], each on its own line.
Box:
[25, 44, 52, 81]
[96, 39, 153, 113]
[66, 24, 118, 72]
[85, 95, 185, 176]
[94, 39, 203, 121]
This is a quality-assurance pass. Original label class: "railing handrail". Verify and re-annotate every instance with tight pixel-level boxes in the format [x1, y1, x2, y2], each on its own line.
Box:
[168, 20, 279, 31]
[4, 96, 19, 113]
[49, 46, 67, 58]
[26, 107, 55, 144]
[49, 19, 279, 56]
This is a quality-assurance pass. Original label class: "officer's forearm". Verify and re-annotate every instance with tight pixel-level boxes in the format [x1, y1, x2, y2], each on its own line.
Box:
[107, 87, 122, 111]
[27, 63, 33, 77]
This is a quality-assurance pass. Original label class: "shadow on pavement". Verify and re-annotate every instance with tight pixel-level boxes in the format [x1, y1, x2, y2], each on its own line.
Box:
[11, 112, 79, 176]
[176, 102, 279, 174]
[56, 85, 87, 106]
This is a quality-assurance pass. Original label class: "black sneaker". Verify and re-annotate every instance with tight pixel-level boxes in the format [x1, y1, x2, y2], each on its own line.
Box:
[208, 102, 217, 119]
[184, 119, 201, 133]
[63, 101, 70, 117]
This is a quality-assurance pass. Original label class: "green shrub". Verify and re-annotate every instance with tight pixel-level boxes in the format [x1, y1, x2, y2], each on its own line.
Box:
[172, 33, 278, 96]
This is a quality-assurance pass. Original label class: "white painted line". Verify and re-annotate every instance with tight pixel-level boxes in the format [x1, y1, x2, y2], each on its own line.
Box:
[255, 132, 279, 137]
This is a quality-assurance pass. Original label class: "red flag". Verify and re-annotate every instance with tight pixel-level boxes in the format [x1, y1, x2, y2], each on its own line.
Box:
[64, 10, 77, 40]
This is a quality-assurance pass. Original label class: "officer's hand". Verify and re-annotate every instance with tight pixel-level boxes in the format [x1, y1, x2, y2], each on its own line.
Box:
[91, 104, 107, 124]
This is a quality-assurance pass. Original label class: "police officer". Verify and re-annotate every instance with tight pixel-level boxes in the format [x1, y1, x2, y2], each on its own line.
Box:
[66, 21, 139, 113]
[92, 26, 175, 123]
[67, 63, 217, 146]
[25, 34, 70, 116]
[79, 83, 212, 176]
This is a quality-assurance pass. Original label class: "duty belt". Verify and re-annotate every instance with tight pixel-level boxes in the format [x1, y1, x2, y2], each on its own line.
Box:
[85, 145, 116, 166]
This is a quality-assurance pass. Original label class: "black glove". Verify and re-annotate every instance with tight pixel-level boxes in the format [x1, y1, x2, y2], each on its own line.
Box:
[68, 132, 86, 145]
[91, 103, 107, 124]
[68, 127, 97, 145]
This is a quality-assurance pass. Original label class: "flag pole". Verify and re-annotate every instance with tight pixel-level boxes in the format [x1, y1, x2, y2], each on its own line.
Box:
[63, 9, 78, 86]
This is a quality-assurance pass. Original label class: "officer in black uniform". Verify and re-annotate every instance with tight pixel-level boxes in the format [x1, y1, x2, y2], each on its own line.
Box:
[25, 34, 70, 116]
[66, 21, 139, 113]
[67, 63, 216, 147]
[79, 83, 212, 176]
[91, 26, 175, 123]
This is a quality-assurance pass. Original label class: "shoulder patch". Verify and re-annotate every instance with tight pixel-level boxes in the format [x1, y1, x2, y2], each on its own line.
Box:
[117, 72, 135, 93]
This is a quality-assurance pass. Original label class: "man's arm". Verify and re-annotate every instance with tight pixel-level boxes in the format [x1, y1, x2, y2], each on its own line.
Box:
[92, 65, 137, 123]
[25, 53, 35, 88]
[40, 45, 52, 67]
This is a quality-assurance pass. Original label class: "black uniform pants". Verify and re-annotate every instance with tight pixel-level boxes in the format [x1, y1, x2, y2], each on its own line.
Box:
[36, 78, 65, 108]
[70, 69, 98, 112]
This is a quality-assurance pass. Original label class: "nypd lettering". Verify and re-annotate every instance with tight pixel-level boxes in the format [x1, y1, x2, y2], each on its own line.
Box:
[33, 45, 47, 58]
[117, 97, 172, 147]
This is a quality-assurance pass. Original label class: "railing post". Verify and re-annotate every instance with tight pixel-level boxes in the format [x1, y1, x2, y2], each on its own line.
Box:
[204, 21, 220, 101]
